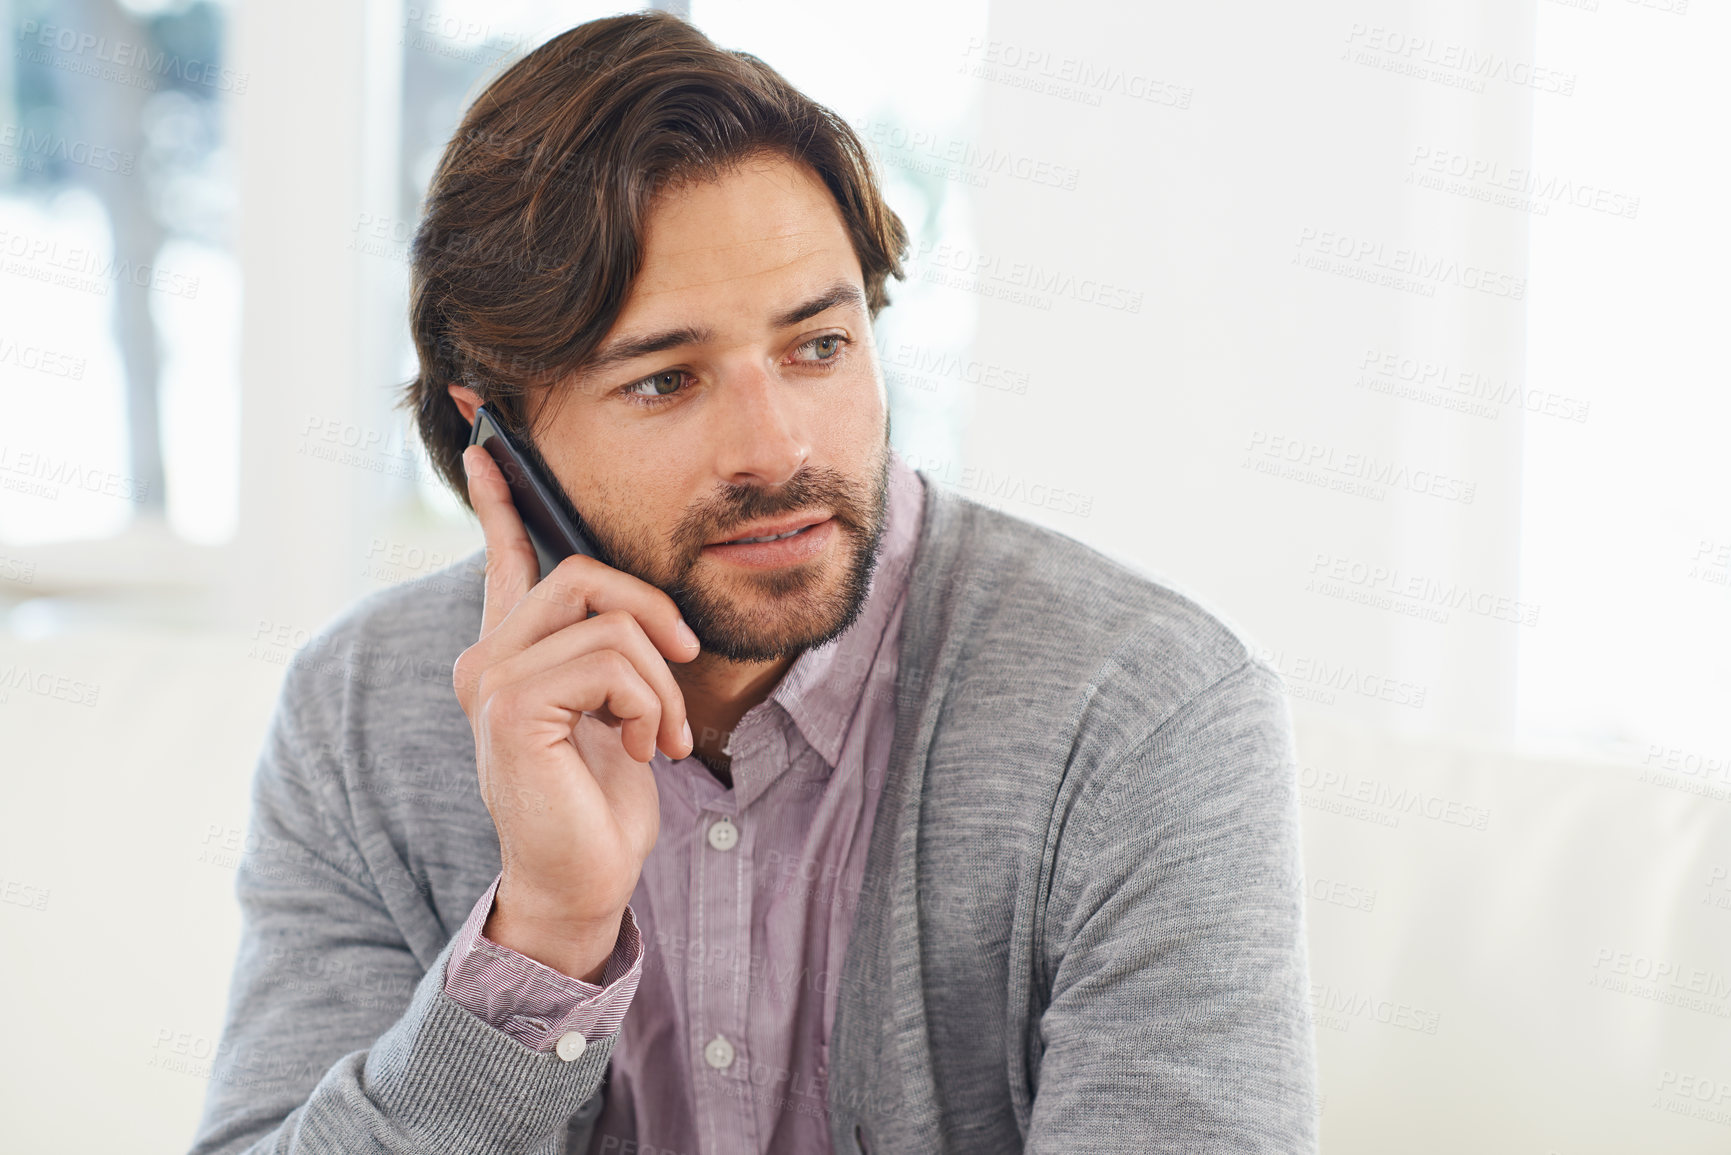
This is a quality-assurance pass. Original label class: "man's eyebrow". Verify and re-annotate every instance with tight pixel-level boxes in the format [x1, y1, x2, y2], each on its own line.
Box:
[770, 279, 866, 329]
[577, 279, 867, 381]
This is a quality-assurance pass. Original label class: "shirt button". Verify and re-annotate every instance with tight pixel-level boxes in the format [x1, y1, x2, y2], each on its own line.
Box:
[706, 816, 739, 852]
[704, 1033, 735, 1069]
[555, 1031, 588, 1062]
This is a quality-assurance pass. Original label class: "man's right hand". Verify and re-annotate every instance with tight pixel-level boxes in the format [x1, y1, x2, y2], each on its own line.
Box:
[451, 443, 699, 983]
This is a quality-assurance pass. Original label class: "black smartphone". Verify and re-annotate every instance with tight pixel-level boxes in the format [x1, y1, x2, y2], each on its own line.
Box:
[468, 403, 602, 581]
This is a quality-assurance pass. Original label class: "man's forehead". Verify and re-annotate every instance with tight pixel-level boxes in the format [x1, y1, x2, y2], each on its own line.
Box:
[561, 155, 866, 386]
[630, 233, 848, 302]
[630, 154, 853, 291]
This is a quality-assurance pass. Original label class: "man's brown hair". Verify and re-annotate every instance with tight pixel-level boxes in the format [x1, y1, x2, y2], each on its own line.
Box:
[399, 10, 910, 510]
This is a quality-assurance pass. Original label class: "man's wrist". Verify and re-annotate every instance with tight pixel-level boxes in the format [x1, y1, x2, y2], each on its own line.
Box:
[483, 897, 625, 985]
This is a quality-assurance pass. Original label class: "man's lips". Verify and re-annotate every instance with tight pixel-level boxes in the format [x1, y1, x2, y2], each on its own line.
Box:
[699, 514, 839, 569]
[705, 513, 832, 546]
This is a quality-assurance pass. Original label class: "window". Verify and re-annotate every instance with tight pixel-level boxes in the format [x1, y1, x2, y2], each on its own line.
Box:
[0, 0, 239, 547]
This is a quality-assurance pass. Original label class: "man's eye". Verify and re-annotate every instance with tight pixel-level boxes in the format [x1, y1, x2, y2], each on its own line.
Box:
[621, 338, 846, 404]
[625, 370, 686, 399]
[798, 335, 847, 362]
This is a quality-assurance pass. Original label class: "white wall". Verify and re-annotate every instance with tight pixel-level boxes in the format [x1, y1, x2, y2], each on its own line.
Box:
[226, 0, 413, 637]
[953, 1, 1532, 747]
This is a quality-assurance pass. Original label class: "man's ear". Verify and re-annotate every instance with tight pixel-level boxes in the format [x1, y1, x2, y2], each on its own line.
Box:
[447, 383, 482, 426]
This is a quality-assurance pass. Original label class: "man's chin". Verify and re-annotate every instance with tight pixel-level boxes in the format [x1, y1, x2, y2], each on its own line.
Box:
[675, 547, 872, 663]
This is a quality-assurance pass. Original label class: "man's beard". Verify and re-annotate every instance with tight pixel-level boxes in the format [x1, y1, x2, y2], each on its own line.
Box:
[522, 429, 892, 663]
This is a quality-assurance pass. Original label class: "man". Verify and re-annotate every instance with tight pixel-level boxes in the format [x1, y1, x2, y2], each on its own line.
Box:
[190, 11, 1316, 1155]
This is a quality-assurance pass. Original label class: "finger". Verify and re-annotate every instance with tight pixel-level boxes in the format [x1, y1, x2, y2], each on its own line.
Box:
[463, 444, 540, 639]
[490, 551, 702, 670]
[484, 608, 692, 759]
[483, 648, 664, 767]
[561, 650, 663, 765]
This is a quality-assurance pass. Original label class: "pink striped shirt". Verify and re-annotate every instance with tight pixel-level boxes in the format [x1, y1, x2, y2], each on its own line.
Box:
[444, 448, 925, 1153]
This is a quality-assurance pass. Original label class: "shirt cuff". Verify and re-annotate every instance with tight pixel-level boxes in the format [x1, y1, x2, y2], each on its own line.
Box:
[443, 872, 643, 1052]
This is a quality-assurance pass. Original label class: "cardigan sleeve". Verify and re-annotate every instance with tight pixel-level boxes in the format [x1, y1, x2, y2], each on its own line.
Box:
[1026, 656, 1319, 1154]
[185, 650, 617, 1155]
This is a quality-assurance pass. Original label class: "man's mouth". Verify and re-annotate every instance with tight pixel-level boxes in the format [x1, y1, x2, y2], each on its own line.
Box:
[724, 526, 810, 544]
[700, 514, 838, 569]
[709, 514, 830, 546]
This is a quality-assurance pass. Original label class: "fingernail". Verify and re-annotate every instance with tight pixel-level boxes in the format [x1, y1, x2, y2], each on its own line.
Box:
[675, 617, 699, 650]
[461, 448, 473, 479]
[681, 720, 693, 751]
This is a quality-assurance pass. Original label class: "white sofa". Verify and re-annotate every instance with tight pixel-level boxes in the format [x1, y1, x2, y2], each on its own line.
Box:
[1292, 710, 1731, 1152]
[2, 625, 1726, 1152]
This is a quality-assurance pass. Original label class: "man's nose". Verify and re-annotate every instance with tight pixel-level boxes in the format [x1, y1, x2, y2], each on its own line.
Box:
[710, 363, 810, 487]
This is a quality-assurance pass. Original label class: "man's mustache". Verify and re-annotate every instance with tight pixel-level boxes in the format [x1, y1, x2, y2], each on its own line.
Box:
[673, 467, 868, 557]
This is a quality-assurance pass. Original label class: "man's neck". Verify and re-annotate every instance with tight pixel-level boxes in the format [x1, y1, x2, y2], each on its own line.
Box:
[672, 650, 798, 787]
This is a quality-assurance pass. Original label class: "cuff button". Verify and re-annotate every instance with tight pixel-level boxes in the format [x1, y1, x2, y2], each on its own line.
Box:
[556, 1030, 588, 1062]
